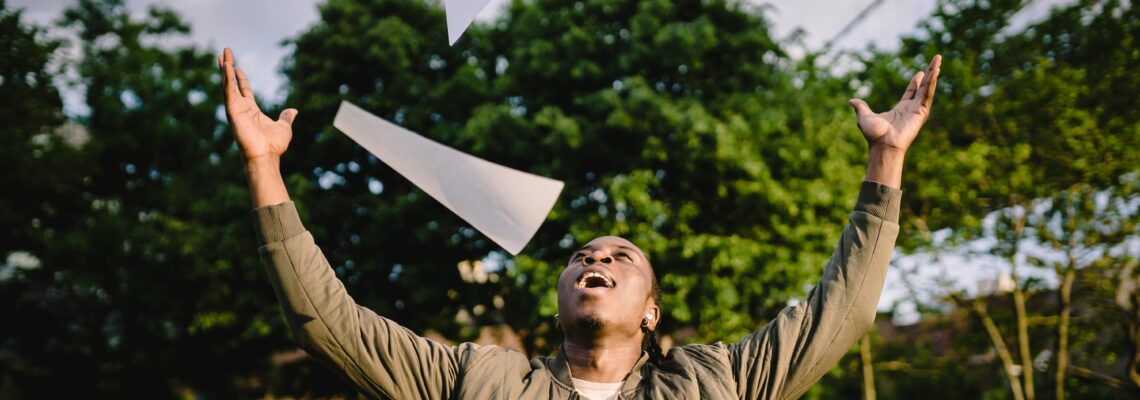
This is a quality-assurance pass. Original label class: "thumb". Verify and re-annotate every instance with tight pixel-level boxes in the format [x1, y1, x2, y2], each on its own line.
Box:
[849, 99, 873, 119]
[278, 108, 298, 127]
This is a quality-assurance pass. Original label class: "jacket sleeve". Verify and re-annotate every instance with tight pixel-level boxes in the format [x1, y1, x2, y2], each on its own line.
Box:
[729, 181, 901, 400]
[252, 202, 462, 399]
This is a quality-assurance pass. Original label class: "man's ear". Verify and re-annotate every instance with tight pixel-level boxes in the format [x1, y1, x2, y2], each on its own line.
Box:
[644, 305, 661, 331]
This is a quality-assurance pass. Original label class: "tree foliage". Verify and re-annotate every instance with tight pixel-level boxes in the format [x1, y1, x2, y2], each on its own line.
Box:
[2, 0, 301, 397]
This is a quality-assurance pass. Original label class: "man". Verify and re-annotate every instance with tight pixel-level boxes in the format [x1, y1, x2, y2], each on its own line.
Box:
[219, 47, 940, 399]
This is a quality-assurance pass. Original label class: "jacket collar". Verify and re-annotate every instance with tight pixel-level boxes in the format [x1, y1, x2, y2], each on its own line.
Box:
[548, 344, 651, 394]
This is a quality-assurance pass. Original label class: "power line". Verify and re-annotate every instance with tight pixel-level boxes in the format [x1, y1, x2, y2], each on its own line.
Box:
[821, 0, 1046, 53]
[821, 0, 889, 53]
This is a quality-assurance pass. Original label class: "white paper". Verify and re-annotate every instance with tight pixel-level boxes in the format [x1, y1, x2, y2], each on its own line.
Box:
[444, 0, 493, 45]
[333, 101, 564, 255]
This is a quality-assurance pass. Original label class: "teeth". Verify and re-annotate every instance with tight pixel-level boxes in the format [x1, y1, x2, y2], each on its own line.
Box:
[576, 271, 615, 289]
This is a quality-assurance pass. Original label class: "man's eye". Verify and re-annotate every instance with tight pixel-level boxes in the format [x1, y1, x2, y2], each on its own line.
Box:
[617, 253, 632, 260]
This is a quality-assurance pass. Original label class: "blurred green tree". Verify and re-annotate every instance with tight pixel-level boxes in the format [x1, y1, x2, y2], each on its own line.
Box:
[0, 0, 66, 250]
[854, 1, 1140, 399]
[1, 0, 81, 396]
[1, 0, 318, 397]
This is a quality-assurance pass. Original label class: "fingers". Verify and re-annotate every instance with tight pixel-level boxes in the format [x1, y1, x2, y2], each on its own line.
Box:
[920, 55, 942, 109]
[278, 108, 298, 127]
[916, 55, 940, 99]
[901, 71, 923, 101]
[236, 67, 257, 103]
[216, 54, 226, 95]
[220, 48, 241, 103]
[849, 99, 874, 119]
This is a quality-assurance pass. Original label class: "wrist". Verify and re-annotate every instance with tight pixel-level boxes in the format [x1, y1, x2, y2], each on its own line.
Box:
[868, 143, 907, 158]
[244, 154, 281, 172]
[865, 145, 906, 189]
[243, 155, 290, 208]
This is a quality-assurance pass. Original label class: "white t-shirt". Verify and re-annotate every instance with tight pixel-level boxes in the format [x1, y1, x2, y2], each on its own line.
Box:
[571, 378, 624, 400]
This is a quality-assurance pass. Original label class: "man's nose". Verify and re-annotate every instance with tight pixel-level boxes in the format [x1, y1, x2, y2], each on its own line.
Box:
[582, 251, 613, 266]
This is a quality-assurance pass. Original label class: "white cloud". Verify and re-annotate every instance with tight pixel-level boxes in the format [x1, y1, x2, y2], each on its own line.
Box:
[10, 0, 321, 108]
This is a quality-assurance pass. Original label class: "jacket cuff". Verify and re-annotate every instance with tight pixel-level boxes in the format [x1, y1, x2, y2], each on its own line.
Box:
[854, 181, 902, 223]
[251, 201, 306, 245]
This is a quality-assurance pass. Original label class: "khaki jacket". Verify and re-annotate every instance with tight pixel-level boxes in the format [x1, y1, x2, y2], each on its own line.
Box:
[252, 181, 901, 399]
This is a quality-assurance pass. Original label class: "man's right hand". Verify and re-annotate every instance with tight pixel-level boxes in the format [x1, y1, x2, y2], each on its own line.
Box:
[217, 47, 297, 162]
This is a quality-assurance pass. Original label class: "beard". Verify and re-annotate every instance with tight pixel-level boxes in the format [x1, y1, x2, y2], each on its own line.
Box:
[580, 315, 605, 330]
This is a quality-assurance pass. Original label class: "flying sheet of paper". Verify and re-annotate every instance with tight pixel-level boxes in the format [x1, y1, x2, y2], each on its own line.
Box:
[333, 101, 564, 255]
[444, 0, 493, 45]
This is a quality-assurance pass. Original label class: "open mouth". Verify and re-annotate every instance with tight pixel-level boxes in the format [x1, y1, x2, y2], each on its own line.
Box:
[575, 271, 616, 289]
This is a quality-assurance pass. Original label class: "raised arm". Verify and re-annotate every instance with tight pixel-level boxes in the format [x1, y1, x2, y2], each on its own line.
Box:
[219, 48, 463, 398]
[728, 55, 941, 400]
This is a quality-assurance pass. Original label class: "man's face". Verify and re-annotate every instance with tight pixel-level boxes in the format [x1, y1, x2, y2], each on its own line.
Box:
[556, 236, 658, 337]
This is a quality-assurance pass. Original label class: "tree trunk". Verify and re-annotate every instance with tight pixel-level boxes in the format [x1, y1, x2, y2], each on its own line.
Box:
[972, 298, 1027, 400]
[1067, 365, 1139, 395]
[1118, 260, 1140, 389]
[1054, 266, 1075, 400]
[1009, 204, 1035, 400]
[1131, 321, 1140, 390]
[861, 333, 876, 400]
[1013, 286, 1034, 400]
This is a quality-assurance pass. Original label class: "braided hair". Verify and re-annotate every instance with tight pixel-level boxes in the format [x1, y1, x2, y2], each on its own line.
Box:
[642, 265, 665, 364]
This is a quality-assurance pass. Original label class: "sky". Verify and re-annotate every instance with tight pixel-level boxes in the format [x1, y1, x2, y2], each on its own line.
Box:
[9, 0, 1083, 323]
